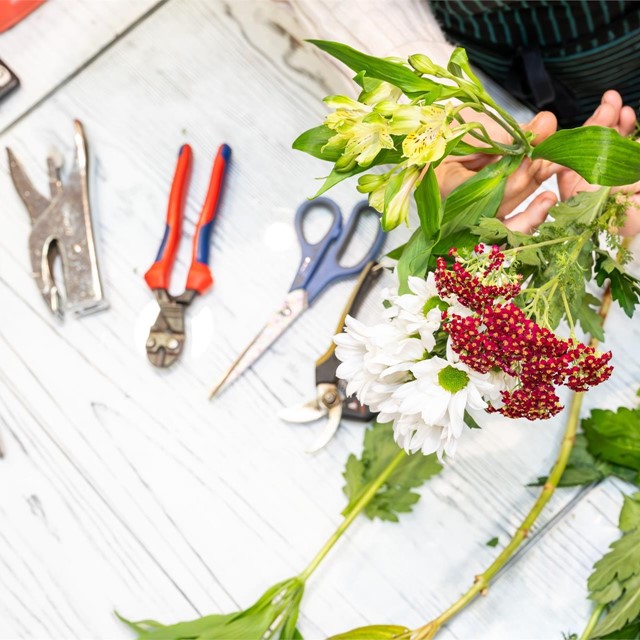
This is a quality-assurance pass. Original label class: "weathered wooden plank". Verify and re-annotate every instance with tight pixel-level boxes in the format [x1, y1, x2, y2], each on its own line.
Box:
[1, 1, 638, 638]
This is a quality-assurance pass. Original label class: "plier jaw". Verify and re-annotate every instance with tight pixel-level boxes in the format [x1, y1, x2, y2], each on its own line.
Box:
[144, 143, 231, 368]
[145, 289, 197, 368]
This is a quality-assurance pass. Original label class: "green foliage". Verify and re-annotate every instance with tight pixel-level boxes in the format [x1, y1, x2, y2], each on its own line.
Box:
[342, 421, 443, 522]
[117, 578, 305, 640]
[308, 40, 442, 97]
[536, 435, 637, 487]
[532, 126, 640, 186]
[486, 537, 499, 548]
[328, 625, 410, 640]
[588, 494, 640, 638]
[595, 252, 640, 318]
[583, 407, 640, 471]
[440, 155, 519, 237]
[415, 164, 441, 243]
[396, 228, 435, 293]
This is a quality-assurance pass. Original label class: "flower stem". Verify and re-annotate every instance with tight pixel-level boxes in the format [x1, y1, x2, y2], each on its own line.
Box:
[579, 603, 606, 640]
[412, 288, 612, 640]
[298, 450, 406, 583]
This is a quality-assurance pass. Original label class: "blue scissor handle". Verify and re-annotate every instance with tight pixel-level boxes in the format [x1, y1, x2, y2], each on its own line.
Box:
[289, 197, 343, 292]
[305, 200, 385, 305]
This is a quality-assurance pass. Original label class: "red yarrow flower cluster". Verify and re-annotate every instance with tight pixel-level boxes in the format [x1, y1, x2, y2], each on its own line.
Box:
[435, 246, 613, 420]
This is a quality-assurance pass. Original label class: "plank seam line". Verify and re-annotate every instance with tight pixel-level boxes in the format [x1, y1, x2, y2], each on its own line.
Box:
[0, 0, 172, 137]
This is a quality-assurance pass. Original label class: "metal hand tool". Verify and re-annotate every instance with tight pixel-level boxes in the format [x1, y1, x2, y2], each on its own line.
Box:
[208, 197, 385, 399]
[7, 120, 108, 319]
[279, 261, 382, 452]
[145, 143, 231, 368]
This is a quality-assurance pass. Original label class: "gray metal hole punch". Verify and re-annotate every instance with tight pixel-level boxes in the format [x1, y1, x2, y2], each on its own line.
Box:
[7, 120, 108, 320]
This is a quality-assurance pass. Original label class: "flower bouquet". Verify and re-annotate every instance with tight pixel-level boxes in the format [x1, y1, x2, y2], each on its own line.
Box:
[120, 41, 640, 639]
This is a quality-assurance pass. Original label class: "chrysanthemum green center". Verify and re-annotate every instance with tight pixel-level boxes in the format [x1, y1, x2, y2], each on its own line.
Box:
[438, 365, 469, 393]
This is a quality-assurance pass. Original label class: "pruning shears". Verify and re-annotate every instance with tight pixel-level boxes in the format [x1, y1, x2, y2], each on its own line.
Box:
[279, 261, 382, 451]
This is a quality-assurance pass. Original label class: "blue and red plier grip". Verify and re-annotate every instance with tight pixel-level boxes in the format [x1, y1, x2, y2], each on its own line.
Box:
[144, 143, 231, 295]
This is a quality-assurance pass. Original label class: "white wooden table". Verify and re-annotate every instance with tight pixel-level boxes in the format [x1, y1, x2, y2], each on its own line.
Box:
[1, 2, 639, 639]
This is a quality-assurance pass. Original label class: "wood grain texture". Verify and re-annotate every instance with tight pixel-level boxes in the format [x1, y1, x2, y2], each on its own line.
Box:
[1, 1, 639, 639]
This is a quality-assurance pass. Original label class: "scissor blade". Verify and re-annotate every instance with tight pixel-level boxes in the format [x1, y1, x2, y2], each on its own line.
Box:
[278, 398, 325, 423]
[208, 289, 308, 399]
[7, 147, 52, 223]
[306, 404, 342, 453]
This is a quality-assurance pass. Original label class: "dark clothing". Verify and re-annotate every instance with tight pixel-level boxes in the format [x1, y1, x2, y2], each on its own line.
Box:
[430, 0, 640, 127]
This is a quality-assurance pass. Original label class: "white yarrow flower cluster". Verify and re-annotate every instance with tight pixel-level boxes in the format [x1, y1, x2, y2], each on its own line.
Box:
[334, 274, 507, 460]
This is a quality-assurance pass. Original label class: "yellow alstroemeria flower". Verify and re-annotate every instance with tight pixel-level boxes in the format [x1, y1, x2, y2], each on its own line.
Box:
[396, 105, 451, 167]
[332, 113, 395, 171]
[323, 95, 369, 132]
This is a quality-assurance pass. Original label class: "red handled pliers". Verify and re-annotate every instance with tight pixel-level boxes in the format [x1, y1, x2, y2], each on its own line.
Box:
[145, 143, 231, 368]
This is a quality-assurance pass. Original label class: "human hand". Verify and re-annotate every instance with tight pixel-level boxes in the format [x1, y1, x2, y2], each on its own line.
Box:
[435, 109, 560, 233]
[556, 90, 639, 235]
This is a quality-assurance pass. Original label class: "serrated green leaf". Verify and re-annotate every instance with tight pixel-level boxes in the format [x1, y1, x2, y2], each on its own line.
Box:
[329, 625, 411, 640]
[575, 293, 606, 342]
[534, 435, 637, 488]
[532, 126, 640, 186]
[308, 40, 439, 96]
[593, 574, 640, 637]
[548, 187, 610, 227]
[619, 493, 640, 532]
[589, 528, 640, 594]
[342, 421, 442, 521]
[584, 408, 640, 471]
[595, 253, 640, 318]
[597, 620, 640, 639]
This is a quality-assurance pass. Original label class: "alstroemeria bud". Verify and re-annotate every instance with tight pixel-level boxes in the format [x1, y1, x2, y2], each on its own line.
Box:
[409, 53, 439, 75]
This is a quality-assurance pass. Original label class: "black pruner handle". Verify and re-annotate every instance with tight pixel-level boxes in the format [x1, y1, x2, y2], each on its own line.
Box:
[315, 261, 382, 419]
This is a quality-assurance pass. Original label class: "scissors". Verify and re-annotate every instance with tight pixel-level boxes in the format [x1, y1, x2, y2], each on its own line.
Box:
[279, 261, 382, 451]
[145, 143, 231, 368]
[208, 197, 385, 398]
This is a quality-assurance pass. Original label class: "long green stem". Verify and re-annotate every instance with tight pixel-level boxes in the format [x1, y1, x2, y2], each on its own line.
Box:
[298, 450, 406, 583]
[411, 289, 612, 640]
[579, 604, 606, 640]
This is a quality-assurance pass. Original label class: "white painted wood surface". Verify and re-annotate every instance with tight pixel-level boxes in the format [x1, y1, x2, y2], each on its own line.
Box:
[1, 1, 638, 639]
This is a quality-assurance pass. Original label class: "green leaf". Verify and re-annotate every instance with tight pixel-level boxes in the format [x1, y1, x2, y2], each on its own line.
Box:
[447, 47, 482, 86]
[464, 410, 481, 430]
[313, 146, 404, 198]
[342, 421, 442, 522]
[595, 253, 640, 318]
[619, 493, 640, 533]
[584, 408, 640, 471]
[415, 164, 441, 242]
[329, 625, 411, 640]
[548, 187, 610, 227]
[597, 620, 640, 639]
[531, 126, 640, 186]
[308, 40, 438, 96]
[486, 537, 499, 548]
[292, 125, 341, 161]
[533, 435, 637, 487]
[593, 574, 640, 637]
[396, 228, 435, 293]
[119, 579, 304, 640]
[575, 293, 606, 342]
[439, 154, 521, 237]
[589, 528, 640, 595]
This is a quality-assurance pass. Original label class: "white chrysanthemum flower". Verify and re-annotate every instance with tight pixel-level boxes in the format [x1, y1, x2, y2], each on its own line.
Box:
[381, 355, 496, 460]
[334, 316, 423, 412]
